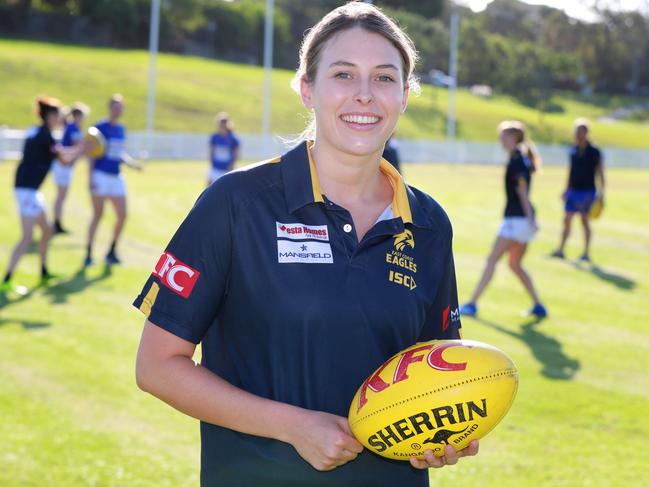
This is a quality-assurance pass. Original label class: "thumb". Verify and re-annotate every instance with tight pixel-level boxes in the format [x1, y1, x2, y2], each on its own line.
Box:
[336, 416, 364, 453]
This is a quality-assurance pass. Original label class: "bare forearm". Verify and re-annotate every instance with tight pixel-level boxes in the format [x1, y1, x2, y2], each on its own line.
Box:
[138, 354, 303, 444]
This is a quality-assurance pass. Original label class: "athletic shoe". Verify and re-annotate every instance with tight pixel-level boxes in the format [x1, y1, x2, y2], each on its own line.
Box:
[459, 302, 478, 317]
[529, 303, 548, 318]
[53, 222, 68, 235]
[105, 252, 122, 265]
[83, 256, 94, 267]
[579, 253, 591, 263]
[550, 250, 565, 259]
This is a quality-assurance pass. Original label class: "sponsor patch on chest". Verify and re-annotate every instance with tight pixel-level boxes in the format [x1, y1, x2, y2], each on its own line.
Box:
[277, 240, 333, 264]
[276, 222, 329, 241]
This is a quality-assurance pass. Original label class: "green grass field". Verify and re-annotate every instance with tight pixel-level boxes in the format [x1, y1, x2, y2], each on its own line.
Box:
[2, 37, 649, 148]
[0, 159, 648, 486]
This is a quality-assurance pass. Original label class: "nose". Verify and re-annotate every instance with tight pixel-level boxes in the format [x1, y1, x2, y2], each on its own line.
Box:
[354, 77, 374, 105]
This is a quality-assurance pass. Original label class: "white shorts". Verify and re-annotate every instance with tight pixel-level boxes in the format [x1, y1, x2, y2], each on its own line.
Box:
[91, 170, 126, 197]
[498, 217, 536, 243]
[52, 160, 74, 187]
[208, 168, 229, 185]
[14, 188, 46, 218]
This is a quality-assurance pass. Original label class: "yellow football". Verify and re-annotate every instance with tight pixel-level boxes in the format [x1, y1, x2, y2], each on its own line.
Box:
[348, 339, 518, 460]
[589, 196, 604, 219]
[84, 126, 106, 159]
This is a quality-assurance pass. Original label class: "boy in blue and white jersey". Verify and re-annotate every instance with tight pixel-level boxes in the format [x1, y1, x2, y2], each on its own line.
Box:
[207, 112, 239, 186]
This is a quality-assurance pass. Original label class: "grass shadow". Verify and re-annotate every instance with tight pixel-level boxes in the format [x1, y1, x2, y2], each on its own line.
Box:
[0, 317, 51, 330]
[473, 316, 581, 380]
[571, 261, 636, 290]
[42, 265, 113, 305]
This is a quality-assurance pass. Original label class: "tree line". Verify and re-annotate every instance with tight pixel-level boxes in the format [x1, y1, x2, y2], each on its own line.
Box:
[1, 0, 648, 105]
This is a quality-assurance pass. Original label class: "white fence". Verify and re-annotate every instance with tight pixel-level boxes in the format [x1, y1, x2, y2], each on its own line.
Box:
[1, 128, 648, 167]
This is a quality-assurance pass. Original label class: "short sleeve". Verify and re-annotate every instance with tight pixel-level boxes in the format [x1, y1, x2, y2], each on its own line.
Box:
[232, 135, 240, 148]
[418, 238, 462, 341]
[133, 181, 233, 343]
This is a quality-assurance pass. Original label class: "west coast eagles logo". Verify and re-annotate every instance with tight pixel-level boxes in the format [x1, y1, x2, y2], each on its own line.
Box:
[393, 230, 414, 251]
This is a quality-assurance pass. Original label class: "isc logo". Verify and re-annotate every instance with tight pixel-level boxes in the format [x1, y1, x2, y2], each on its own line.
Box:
[357, 342, 469, 413]
[153, 252, 200, 298]
[389, 270, 416, 290]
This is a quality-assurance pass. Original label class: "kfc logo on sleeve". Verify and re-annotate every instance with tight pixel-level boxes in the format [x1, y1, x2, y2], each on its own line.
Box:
[153, 252, 200, 298]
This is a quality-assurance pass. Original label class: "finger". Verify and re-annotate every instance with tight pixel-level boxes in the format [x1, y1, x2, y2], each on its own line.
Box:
[443, 444, 459, 465]
[337, 434, 364, 454]
[459, 440, 480, 457]
[336, 418, 364, 454]
[409, 456, 432, 469]
[422, 449, 445, 468]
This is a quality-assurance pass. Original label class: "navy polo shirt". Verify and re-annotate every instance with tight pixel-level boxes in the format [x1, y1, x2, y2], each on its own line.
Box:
[134, 141, 462, 487]
[568, 143, 601, 190]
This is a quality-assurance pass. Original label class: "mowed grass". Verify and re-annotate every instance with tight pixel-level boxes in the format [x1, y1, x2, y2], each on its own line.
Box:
[0, 158, 648, 486]
[2, 37, 649, 147]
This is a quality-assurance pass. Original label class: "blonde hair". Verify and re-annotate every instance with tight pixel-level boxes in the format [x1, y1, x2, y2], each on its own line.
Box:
[291, 1, 419, 141]
[574, 117, 590, 132]
[498, 120, 541, 172]
[109, 93, 124, 107]
[215, 112, 233, 131]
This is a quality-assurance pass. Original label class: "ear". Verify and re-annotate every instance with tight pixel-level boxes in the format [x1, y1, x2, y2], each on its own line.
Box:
[400, 83, 410, 114]
[300, 76, 315, 110]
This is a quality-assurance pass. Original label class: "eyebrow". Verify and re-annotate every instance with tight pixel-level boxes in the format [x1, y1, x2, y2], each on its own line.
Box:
[328, 61, 399, 71]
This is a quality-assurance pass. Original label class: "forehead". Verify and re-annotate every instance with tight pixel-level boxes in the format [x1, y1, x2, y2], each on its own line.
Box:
[319, 27, 403, 70]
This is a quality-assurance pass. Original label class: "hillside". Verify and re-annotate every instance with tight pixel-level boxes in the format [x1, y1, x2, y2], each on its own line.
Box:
[1, 38, 648, 148]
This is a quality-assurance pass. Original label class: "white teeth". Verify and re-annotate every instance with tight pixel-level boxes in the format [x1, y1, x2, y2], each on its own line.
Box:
[341, 114, 379, 124]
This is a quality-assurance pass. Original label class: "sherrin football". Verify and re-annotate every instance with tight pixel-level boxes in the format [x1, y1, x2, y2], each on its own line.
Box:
[84, 126, 106, 159]
[348, 339, 518, 460]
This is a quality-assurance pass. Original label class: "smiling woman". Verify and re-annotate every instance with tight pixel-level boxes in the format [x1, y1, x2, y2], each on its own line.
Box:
[133, 2, 476, 486]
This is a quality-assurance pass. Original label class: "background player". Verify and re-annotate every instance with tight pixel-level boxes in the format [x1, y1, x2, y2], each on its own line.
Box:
[207, 112, 239, 186]
[52, 102, 89, 235]
[460, 121, 547, 318]
[1, 96, 83, 293]
[85, 94, 142, 266]
[551, 119, 605, 262]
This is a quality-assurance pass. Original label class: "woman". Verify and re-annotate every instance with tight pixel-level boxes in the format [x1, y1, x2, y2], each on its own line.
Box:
[207, 112, 240, 186]
[460, 121, 547, 318]
[134, 3, 477, 486]
[1, 97, 82, 294]
[52, 102, 90, 235]
[85, 94, 141, 266]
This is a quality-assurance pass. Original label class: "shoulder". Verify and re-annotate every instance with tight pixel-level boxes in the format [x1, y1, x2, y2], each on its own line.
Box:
[406, 185, 453, 237]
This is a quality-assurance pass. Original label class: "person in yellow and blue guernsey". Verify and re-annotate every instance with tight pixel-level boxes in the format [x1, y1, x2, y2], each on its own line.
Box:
[85, 94, 142, 266]
[133, 3, 478, 486]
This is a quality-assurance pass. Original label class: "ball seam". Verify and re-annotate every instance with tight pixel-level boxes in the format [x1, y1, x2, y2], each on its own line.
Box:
[350, 368, 518, 427]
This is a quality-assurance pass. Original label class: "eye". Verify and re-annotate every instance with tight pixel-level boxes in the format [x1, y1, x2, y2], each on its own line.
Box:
[376, 74, 396, 83]
[334, 71, 352, 80]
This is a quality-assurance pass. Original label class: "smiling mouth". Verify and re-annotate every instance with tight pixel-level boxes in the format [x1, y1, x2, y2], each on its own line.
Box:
[340, 114, 381, 125]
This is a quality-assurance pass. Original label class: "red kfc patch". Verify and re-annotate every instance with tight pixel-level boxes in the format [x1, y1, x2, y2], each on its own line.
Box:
[153, 252, 200, 298]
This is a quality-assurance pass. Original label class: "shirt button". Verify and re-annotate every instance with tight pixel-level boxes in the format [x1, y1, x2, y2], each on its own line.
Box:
[343, 223, 353, 233]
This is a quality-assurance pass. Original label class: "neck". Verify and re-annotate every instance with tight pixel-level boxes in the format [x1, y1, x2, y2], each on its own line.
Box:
[310, 139, 388, 206]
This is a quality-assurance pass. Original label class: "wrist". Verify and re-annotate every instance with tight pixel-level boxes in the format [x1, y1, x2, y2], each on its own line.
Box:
[270, 403, 308, 444]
